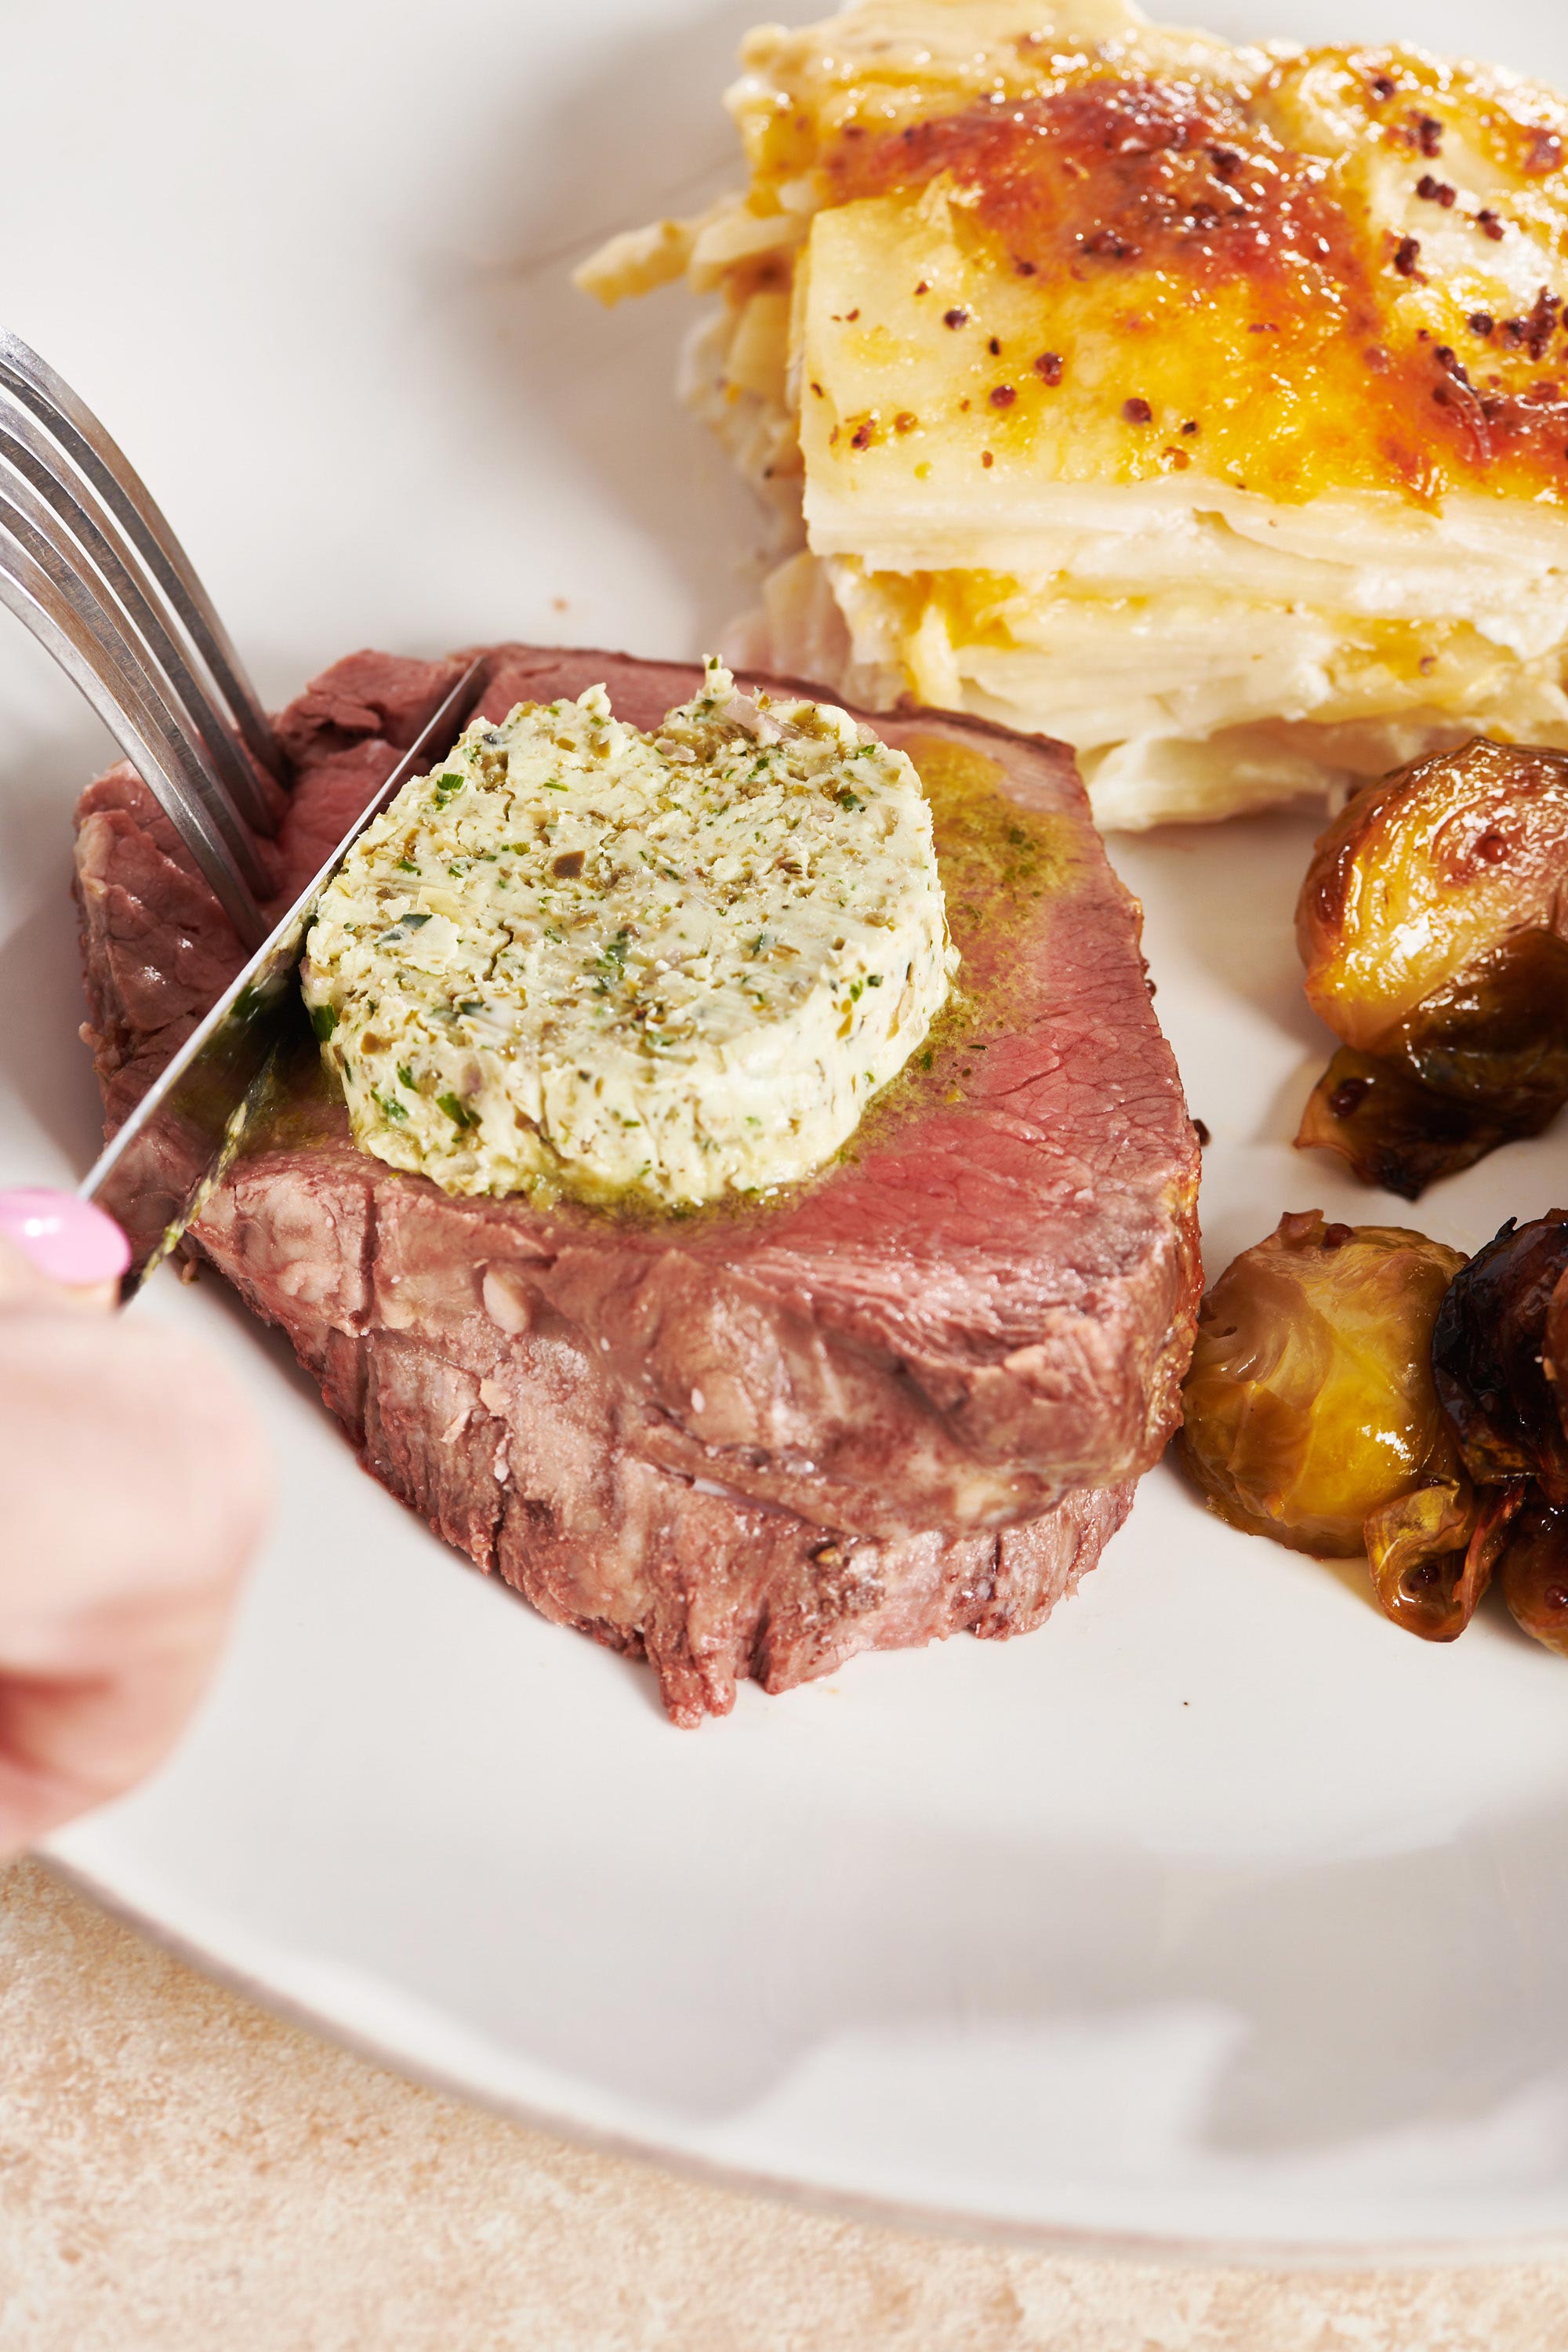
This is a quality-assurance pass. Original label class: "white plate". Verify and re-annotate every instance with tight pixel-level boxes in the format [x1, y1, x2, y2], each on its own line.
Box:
[5, 0, 1568, 2262]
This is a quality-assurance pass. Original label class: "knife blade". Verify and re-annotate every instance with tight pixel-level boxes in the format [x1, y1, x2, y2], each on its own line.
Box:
[80, 657, 488, 1302]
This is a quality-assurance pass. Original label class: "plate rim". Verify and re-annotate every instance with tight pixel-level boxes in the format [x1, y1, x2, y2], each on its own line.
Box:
[43, 1849, 1568, 2275]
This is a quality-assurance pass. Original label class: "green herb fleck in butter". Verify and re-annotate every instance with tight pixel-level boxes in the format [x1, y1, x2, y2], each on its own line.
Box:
[301, 659, 956, 1206]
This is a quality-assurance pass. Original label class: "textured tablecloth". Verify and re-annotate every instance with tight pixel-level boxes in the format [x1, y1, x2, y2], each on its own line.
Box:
[1, 1860, 1565, 2350]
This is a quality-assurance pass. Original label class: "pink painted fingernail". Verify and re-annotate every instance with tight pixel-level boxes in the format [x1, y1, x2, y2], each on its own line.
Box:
[0, 1189, 131, 1287]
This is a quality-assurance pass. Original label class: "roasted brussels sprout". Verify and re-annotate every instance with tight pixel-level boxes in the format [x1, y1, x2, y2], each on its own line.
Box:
[1496, 1497, 1568, 1657]
[1183, 1203, 1568, 1658]
[1297, 932, 1568, 1199]
[1178, 1210, 1470, 1559]
[1294, 739, 1568, 1196]
[1422, 1210, 1568, 1655]
[1432, 1211, 1568, 1500]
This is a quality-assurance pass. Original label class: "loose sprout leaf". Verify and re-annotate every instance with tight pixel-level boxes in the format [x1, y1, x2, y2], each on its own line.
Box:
[1363, 1474, 1498, 1643]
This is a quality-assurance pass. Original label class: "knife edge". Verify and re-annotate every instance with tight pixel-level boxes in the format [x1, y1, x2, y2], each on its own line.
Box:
[81, 657, 488, 1301]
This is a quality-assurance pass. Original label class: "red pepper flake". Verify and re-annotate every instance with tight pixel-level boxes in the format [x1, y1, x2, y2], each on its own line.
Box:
[1525, 127, 1565, 175]
[913, 280, 931, 296]
[1476, 209, 1506, 241]
[1416, 174, 1456, 207]
[958, 397, 971, 412]
[1467, 312, 1495, 336]
[845, 307, 860, 321]
[810, 380, 826, 396]
[893, 411, 917, 433]
[1209, 146, 1241, 180]
[989, 384, 1016, 408]
[1014, 258, 1037, 277]
[987, 335, 1002, 355]
[1181, 418, 1200, 434]
[1123, 397, 1152, 423]
[1392, 235, 1422, 278]
[943, 307, 969, 328]
[1368, 71, 1398, 101]
[1034, 351, 1064, 384]
[849, 419, 876, 450]
[981, 450, 994, 468]
[1410, 112, 1443, 157]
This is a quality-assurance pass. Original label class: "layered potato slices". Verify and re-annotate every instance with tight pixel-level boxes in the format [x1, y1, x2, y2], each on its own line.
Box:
[579, 0, 1568, 826]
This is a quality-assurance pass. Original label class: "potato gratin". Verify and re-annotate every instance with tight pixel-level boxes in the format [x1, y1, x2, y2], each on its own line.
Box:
[580, 0, 1568, 826]
[301, 665, 954, 1207]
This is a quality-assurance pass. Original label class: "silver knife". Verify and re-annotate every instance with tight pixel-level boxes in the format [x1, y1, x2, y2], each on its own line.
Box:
[81, 658, 487, 1301]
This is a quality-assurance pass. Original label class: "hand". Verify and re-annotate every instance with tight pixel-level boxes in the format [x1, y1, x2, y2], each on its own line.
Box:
[0, 1189, 270, 1853]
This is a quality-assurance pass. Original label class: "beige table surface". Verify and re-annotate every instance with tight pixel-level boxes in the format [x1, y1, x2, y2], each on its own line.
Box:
[1, 1859, 1566, 2352]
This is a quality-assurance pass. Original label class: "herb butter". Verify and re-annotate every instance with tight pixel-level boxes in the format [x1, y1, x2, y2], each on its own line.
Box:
[301, 661, 956, 1206]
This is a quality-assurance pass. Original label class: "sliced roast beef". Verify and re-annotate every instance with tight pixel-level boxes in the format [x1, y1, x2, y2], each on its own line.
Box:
[73, 644, 1200, 1721]
[195, 1127, 1131, 1722]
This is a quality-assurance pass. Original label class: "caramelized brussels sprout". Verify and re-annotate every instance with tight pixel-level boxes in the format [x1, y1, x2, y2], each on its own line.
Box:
[1426, 1211, 1568, 1656]
[1496, 1496, 1568, 1656]
[1294, 739, 1568, 1196]
[1296, 932, 1568, 1199]
[1185, 1203, 1568, 1658]
[1431, 1211, 1568, 1501]
[1298, 739, 1568, 1043]
[1178, 1211, 1470, 1558]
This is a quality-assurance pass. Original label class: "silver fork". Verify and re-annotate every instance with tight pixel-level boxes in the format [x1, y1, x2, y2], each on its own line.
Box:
[0, 331, 283, 946]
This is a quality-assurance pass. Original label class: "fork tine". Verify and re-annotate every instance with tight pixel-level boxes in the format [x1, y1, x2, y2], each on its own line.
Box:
[0, 460, 274, 898]
[0, 395, 279, 840]
[0, 478, 270, 944]
[0, 329, 285, 786]
[0, 522, 267, 945]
